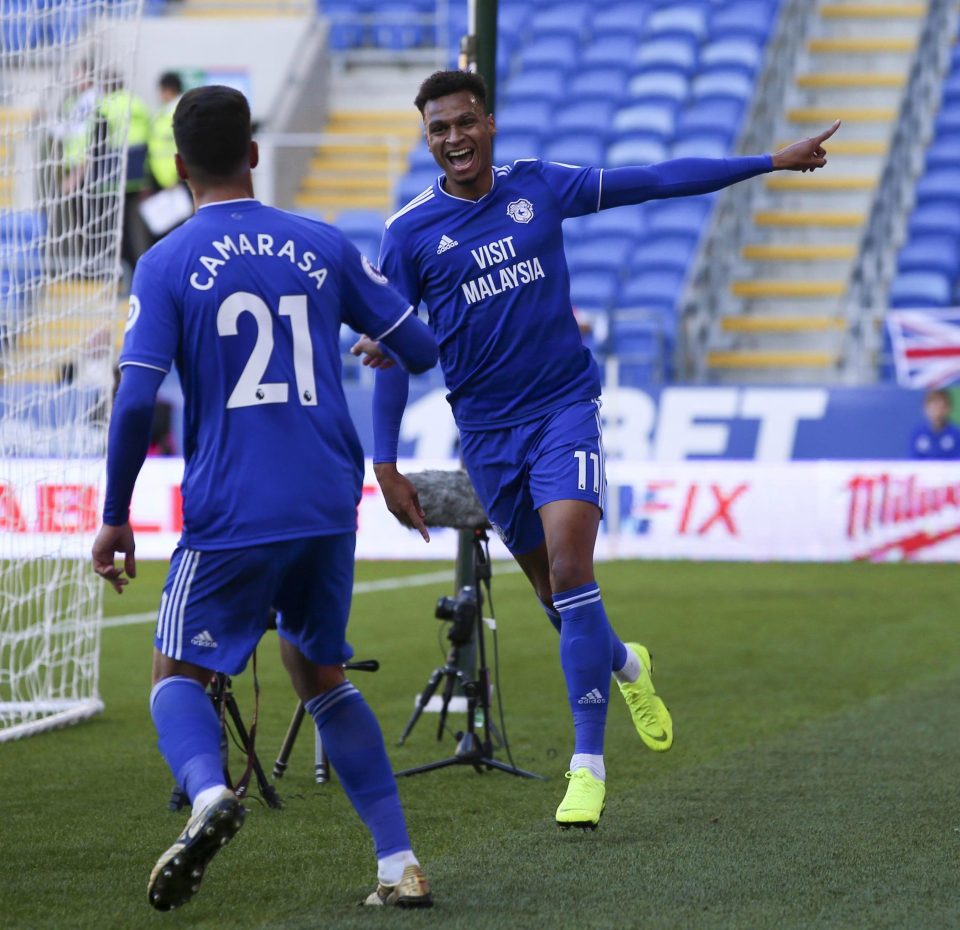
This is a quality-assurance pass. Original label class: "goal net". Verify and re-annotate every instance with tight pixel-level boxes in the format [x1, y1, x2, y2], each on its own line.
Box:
[0, 0, 144, 740]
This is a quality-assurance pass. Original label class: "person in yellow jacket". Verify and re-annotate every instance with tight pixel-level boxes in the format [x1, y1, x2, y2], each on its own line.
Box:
[147, 72, 182, 191]
[91, 72, 152, 271]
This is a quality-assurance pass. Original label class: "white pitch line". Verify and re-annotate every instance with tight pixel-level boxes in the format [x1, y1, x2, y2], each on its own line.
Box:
[100, 564, 522, 630]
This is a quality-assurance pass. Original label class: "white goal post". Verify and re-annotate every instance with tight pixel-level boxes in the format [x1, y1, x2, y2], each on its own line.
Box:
[0, 0, 144, 741]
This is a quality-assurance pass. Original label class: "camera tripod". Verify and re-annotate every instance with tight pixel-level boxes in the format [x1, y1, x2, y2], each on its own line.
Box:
[169, 671, 281, 812]
[272, 659, 380, 784]
[394, 528, 543, 780]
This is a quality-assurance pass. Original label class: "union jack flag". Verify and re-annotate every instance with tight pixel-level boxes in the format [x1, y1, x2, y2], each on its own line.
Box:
[886, 308, 960, 388]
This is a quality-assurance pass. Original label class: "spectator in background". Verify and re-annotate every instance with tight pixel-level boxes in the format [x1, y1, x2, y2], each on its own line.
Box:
[92, 72, 152, 275]
[147, 72, 183, 194]
[141, 72, 194, 245]
[911, 388, 960, 459]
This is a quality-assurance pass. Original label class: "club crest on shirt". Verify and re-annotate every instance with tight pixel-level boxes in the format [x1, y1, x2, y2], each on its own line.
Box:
[124, 295, 141, 332]
[361, 253, 389, 285]
[506, 198, 534, 224]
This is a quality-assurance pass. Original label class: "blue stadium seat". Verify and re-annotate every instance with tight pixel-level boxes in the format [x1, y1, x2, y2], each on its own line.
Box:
[914, 168, 960, 205]
[645, 196, 713, 234]
[888, 271, 952, 308]
[556, 101, 617, 135]
[569, 270, 621, 309]
[709, 1, 777, 42]
[502, 68, 568, 105]
[933, 101, 960, 135]
[494, 100, 553, 135]
[629, 233, 699, 274]
[907, 202, 960, 238]
[612, 102, 676, 138]
[517, 35, 580, 71]
[542, 133, 605, 166]
[618, 269, 686, 310]
[627, 70, 690, 105]
[941, 70, 960, 104]
[677, 98, 744, 135]
[896, 234, 960, 278]
[645, 3, 708, 42]
[699, 37, 763, 76]
[634, 36, 698, 75]
[591, 3, 650, 41]
[582, 204, 648, 239]
[581, 35, 640, 69]
[567, 236, 634, 274]
[336, 209, 387, 241]
[407, 145, 437, 172]
[608, 314, 664, 355]
[607, 134, 670, 166]
[925, 132, 960, 170]
[494, 132, 541, 164]
[569, 67, 630, 103]
[690, 69, 754, 104]
[671, 130, 731, 158]
[370, 3, 425, 50]
[394, 172, 436, 206]
[498, 3, 531, 39]
[528, 2, 592, 39]
[0, 210, 46, 244]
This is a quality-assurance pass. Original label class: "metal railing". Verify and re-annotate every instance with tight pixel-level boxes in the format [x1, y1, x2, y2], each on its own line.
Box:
[679, 0, 815, 382]
[841, 0, 958, 383]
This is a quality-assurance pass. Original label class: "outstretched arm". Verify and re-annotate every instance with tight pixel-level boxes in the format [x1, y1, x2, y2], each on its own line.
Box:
[599, 120, 841, 208]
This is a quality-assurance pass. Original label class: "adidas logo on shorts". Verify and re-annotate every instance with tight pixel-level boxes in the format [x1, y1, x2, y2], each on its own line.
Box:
[191, 630, 218, 649]
[577, 688, 606, 705]
[436, 234, 459, 254]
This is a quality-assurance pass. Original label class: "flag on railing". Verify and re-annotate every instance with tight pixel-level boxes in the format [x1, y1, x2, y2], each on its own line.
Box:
[887, 309, 960, 388]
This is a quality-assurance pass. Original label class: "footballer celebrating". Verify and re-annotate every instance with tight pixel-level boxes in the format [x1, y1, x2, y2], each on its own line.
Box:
[361, 70, 839, 829]
[92, 86, 438, 910]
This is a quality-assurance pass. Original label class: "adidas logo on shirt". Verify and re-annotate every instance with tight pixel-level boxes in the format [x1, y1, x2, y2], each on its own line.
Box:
[191, 630, 218, 649]
[577, 688, 606, 705]
[436, 234, 459, 254]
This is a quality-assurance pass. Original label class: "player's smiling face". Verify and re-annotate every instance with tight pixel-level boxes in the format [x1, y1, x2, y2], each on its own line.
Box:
[422, 90, 496, 200]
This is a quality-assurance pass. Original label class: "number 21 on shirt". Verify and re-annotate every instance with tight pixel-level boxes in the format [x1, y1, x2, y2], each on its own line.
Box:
[217, 290, 317, 409]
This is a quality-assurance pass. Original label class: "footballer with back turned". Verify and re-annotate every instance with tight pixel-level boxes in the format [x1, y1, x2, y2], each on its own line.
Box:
[92, 85, 438, 910]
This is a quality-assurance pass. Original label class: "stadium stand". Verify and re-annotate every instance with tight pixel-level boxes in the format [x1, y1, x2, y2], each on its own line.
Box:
[292, 0, 789, 384]
[893, 45, 960, 312]
[696, 1, 927, 382]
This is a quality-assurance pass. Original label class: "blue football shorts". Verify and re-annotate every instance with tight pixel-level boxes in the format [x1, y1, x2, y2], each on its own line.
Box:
[154, 533, 356, 675]
[459, 398, 607, 556]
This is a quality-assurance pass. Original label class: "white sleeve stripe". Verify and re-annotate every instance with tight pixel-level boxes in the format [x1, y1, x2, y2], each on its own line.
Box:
[374, 304, 415, 341]
[118, 360, 170, 374]
[597, 168, 603, 213]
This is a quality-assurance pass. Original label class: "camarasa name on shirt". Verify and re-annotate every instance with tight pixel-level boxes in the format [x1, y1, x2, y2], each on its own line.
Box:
[188, 233, 329, 292]
[460, 235, 545, 306]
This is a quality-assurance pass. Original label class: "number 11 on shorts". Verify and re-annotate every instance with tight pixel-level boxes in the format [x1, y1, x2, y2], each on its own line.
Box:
[574, 450, 600, 493]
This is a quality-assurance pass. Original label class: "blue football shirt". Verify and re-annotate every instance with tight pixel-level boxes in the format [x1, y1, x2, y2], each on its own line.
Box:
[122, 198, 413, 549]
[379, 160, 603, 429]
[911, 421, 960, 459]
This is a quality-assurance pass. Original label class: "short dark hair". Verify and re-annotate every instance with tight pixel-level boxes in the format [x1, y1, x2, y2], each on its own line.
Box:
[926, 388, 952, 407]
[414, 70, 488, 114]
[173, 85, 251, 180]
[159, 71, 183, 95]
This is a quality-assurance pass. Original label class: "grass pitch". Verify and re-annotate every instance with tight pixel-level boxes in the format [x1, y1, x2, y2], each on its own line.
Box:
[2, 560, 959, 929]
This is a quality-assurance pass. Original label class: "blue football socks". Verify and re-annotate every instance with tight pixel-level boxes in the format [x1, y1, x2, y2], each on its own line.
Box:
[554, 583, 614, 758]
[542, 594, 629, 673]
[306, 681, 412, 860]
[150, 676, 225, 804]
